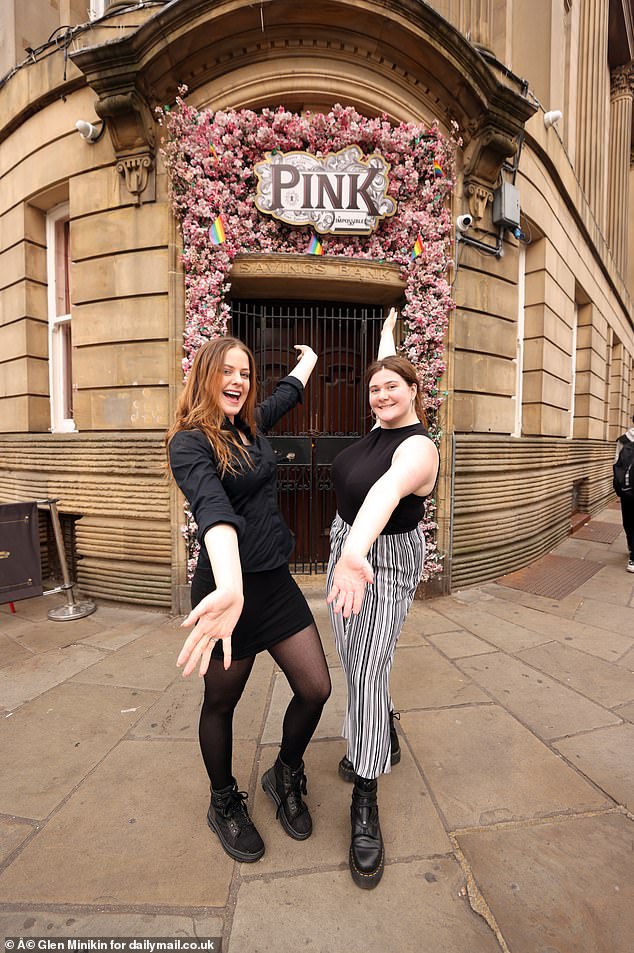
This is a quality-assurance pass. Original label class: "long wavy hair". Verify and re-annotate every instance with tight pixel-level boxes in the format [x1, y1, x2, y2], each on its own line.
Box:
[365, 355, 427, 428]
[166, 337, 257, 476]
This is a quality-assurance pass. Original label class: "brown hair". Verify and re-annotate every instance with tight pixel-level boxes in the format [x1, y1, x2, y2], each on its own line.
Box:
[365, 355, 427, 427]
[166, 336, 257, 476]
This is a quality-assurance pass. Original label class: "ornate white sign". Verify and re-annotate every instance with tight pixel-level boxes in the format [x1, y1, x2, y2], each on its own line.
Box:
[254, 146, 397, 235]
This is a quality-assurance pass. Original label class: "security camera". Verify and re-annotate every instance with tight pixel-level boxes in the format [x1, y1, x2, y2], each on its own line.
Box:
[75, 119, 104, 142]
[456, 214, 473, 233]
[543, 110, 563, 129]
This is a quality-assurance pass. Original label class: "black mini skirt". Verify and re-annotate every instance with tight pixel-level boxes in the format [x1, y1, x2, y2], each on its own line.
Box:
[190, 563, 314, 660]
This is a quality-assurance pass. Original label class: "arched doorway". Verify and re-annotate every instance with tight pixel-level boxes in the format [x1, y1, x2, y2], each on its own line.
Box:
[232, 298, 384, 571]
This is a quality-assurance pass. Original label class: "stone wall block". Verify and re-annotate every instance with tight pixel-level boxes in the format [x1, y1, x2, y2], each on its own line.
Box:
[452, 393, 515, 433]
[454, 271, 518, 319]
[73, 387, 169, 431]
[0, 318, 48, 362]
[71, 250, 169, 303]
[454, 352, 516, 395]
[0, 357, 49, 398]
[524, 337, 572, 379]
[72, 204, 169, 260]
[522, 370, 571, 408]
[523, 304, 575, 354]
[72, 296, 168, 346]
[524, 270, 575, 325]
[0, 396, 50, 432]
[73, 342, 169, 388]
[453, 311, 517, 359]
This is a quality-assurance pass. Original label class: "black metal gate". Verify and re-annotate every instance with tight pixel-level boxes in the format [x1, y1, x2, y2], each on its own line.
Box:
[231, 300, 384, 572]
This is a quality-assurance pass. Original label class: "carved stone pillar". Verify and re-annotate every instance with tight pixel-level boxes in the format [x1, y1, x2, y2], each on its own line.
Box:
[607, 64, 634, 276]
[575, 0, 610, 231]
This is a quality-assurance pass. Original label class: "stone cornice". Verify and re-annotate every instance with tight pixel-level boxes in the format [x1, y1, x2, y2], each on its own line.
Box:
[68, 0, 536, 194]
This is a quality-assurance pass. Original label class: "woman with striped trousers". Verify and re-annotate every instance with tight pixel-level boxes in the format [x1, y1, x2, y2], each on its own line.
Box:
[327, 310, 439, 889]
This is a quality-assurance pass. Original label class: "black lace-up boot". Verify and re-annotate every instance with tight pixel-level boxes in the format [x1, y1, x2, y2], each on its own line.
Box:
[207, 780, 265, 862]
[339, 710, 401, 781]
[262, 755, 312, 840]
[349, 776, 384, 889]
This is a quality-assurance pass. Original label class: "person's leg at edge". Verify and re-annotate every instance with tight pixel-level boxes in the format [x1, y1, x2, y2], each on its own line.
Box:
[621, 497, 634, 569]
[199, 654, 265, 862]
[262, 623, 331, 839]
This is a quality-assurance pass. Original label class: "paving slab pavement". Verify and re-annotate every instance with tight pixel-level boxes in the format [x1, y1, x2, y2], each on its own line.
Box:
[1, 505, 633, 952]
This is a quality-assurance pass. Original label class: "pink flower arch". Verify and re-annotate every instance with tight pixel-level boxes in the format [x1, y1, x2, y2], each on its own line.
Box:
[159, 92, 459, 580]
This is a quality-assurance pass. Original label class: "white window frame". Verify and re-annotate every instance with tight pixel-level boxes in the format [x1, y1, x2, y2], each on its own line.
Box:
[46, 202, 76, 433]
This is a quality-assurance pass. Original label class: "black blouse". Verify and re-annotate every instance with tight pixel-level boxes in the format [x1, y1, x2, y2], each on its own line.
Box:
[168, 376, 303, 574]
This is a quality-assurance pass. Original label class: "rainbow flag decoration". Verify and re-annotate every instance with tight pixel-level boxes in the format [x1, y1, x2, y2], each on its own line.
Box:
[209, 143, 219, 162]
[411, 234, 423, 260]
[209, 214, 226, 245]
[433, 161, 444, 177]
[307, 235, 324, 256]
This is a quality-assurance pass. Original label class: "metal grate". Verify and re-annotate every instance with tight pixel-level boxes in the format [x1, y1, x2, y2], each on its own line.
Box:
[496, 554, 604, 600]
[571, 521, 623, 543]
[231, 299, 385, 572]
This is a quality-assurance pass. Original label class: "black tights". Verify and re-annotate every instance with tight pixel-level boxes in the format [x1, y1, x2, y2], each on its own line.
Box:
[199, 623, 331, 789]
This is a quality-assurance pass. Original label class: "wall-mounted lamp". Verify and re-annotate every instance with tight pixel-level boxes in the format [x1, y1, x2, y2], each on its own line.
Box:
[543, 110, 563, 129]
[75, 119, 106, 143]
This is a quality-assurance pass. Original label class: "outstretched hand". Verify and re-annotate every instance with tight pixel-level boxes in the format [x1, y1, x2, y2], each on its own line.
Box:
[327, 552, 374, 618]
[178, 587, 244, 676]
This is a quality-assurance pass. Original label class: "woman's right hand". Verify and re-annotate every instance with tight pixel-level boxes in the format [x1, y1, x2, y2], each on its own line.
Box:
[178, 588, 244, 676]
[377, 308, 398, 359]
[382, 307, 398, 336]
[327, 551, 374, 617]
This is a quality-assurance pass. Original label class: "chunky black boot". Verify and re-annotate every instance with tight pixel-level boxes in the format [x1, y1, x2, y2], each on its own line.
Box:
[339, 711, 401, 781]
[262, 755, 312, 840]
[207, 780, 265, 862]
[349, 776, 384, 889]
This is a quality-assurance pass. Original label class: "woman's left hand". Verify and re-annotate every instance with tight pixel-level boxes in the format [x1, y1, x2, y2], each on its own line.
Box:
[327, 552, 374, 618]
[178, 587, 243, 676]
[293, 344, 317, 362]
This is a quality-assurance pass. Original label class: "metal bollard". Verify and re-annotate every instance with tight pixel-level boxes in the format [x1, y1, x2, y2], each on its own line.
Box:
[39, 499, 96, 621]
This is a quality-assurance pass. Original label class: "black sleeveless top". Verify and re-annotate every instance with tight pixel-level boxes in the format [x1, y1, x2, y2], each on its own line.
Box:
[331, 422, 431, 534]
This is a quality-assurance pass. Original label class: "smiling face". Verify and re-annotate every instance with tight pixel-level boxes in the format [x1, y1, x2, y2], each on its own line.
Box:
[216, 346, 251, 421]
[368, 367, 417, 428]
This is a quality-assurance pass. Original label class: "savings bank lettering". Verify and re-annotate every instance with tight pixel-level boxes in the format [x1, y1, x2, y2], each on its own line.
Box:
[254, 146, 397, 235]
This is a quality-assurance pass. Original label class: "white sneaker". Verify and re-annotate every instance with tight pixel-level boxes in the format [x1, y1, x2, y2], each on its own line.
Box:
[627, 559, 634, 573]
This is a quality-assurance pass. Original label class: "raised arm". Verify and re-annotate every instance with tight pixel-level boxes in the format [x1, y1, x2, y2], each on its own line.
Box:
[287, 344, 318, 387]
[377, 307, 398, 359]
[327, 435, 439, 617]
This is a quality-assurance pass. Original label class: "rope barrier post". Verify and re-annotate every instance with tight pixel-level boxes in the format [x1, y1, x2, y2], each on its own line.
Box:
[43, 499, 96, 622]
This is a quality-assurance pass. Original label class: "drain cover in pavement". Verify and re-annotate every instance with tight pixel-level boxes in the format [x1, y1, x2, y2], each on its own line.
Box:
[496, 554, 604, 600]
[572, 521, 623, 543]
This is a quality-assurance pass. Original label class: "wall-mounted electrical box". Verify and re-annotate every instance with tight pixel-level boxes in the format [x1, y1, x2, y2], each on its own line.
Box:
[492, 182, 520, 229]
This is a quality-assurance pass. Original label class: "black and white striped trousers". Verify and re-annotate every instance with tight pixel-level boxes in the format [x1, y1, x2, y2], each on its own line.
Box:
[327, 512, 425, 780]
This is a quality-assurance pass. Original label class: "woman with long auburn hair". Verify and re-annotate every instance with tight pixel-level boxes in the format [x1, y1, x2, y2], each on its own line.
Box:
[167, 335, 331, 863]
[326, 309, 439, 889]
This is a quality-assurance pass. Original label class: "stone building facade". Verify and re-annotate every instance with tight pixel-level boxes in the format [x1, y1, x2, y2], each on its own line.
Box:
[1, 0, 632, 610]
